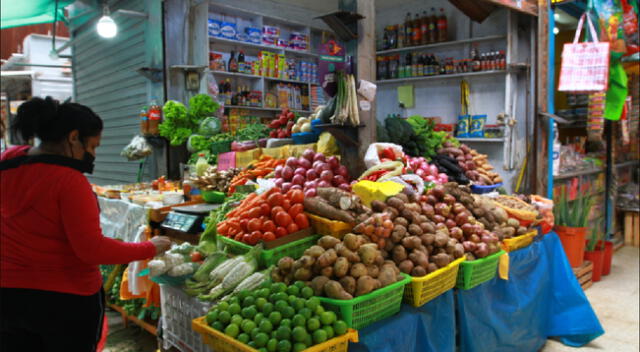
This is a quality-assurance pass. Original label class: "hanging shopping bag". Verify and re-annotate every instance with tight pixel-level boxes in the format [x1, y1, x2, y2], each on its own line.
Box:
[558, 13, 610, 93]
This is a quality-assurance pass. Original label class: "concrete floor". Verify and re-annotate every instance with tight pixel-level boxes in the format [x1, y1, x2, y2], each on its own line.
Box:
[102, 246, 640, 352]
[540, 245, 640, 352]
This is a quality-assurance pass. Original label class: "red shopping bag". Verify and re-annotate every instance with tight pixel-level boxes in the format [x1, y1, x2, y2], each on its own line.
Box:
[558, 13, 610, 93]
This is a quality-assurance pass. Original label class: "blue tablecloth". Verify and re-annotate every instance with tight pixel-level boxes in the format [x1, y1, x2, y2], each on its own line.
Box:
[351, 232, 603, 352]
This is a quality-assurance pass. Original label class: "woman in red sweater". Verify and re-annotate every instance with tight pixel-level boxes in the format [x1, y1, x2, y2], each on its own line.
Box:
[0, 97, 171, 351]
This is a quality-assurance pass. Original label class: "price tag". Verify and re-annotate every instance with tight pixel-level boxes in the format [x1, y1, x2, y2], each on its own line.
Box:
[217, 152, 236, 171]
[359, 100, 371, 111]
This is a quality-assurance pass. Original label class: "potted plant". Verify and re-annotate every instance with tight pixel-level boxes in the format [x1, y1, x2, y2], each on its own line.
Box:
[584, 225, 605, 282]
[553, 190, 593, 268]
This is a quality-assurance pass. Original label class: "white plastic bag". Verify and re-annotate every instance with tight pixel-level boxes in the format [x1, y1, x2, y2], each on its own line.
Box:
[364, 143, 404, 169]
[388, 174, 425, 196]
[128, 225, 151, 295]
[357, 79, 377, 102]
[120, 135, 152, 161]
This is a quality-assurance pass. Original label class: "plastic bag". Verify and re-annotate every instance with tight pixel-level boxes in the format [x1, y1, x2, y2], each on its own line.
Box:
[317, 132, 339, 156]
[120, 135, 152, 161]
[621, 0, 639, 55]
[590, 0, 627, 58]
[387, 174, 425, 196]
[364, 143, 404, 168]
[531, 195, 554, 234]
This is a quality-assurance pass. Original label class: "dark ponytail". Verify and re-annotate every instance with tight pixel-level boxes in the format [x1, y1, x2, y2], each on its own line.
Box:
[11, 96, 103, 143]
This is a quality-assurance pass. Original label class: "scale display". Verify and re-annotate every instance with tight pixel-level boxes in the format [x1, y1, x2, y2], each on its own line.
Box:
[161, 212, 201, 233]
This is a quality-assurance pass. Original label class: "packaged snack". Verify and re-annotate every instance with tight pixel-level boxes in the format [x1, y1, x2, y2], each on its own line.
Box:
[456, 115, 470, 138]
[470, 115, 487, 137]
[245, 27, 261, 44]
[207, 19, 222, 37]
[220, 21, 237, 39]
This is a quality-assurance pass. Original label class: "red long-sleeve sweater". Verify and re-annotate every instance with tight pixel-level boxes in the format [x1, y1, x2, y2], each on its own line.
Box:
[0, 145, 156, 295]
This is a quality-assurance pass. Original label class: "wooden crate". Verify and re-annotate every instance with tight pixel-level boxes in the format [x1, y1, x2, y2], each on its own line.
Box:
[623, 212, 640, 247]
[572, 260, 593, 290]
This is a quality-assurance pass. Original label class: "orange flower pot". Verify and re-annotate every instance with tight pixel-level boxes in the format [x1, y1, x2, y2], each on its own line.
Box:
[555, 226, 587, 267]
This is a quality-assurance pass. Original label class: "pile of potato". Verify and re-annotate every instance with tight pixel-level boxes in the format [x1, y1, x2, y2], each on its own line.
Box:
[437, 143, 502, 185]
[189, 166, 241, 193]
[271, 235, 404, 300]
[471, 195, 530, 240]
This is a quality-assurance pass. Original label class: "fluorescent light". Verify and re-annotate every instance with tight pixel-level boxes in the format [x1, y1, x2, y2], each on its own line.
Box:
[553, 27, 559, 35]
[96, 6, 117, 38]
[554, 13, 560, 21]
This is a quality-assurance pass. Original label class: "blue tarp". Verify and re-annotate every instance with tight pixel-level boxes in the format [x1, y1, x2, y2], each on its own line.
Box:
[351, 290, 456, 352]
[457, 233, 604, 352]
[351, 233, 603, 352]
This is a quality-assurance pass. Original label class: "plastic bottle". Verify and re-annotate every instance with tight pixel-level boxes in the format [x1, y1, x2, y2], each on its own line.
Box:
[404, 13, 413, 47]
[429, 8, 438, 44]
[437, 8, 447, 42]
[412, 13, 422, 45]
[195, 153, 209, 177]
[139, 106, 148, 136]
[238, 51, 245, 73]
[420, 11, 429, 45]
[228, 51, 237, 72]
[397, 24, 405, 49]
[148, 98, 162, 136]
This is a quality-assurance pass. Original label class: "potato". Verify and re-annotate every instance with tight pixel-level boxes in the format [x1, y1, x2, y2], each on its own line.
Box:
[399, 260, 414, 274]
[432, 253, 451, 268]
[350, 263, 368, 278]
[334, 257, 350, 278]
[404, 203, 421, 213]
[335, 243, 360, 263]
[304, 246, 325, 259]
[321, 266, 334, 278]
[358, 243, 379, 265]
[516, 226, 529, 236]
[318, 235, 341, 250]
[420, 222, 436, 234]
[401, 209, 419, 223]
[506, 218, 520, 228]
[434, 232, 449, 247]
[271, 269, 284, 282]
[392, 245, 407, 263]
[426, 263, 439, 274]
[343, 233, 366, 251]
[374, 254, 384, 266]
[355, 275, 377, 296]
[384, 207, 399, 220]
[316, 248, 338, 268]
[294, 267, 313, 281]
[418, 215, 429, 224]
[311, 276, 330, 296]
[277, 257, 295, 272]
[378, 265, 398, 287]
[411, 266, 427, 277]
[339, 276, 356, 296]
[408, 224, 424, 236]
[324, 280, 353, 300]
[393, 217, 409, 228]
[420, 233, 435, 246]
[394, 193, 409, 203]
[366, 265, 380, 278]
[452, 243, 465, 258]
[384, 239, 394, 252]
[409, 251, 429, 268]
[385, 197, 404, 210]
[502, 226, 516, 238]
[371, 200, 387, 212]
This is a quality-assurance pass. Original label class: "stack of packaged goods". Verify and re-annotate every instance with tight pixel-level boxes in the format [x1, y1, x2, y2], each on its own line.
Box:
[310, 85, 326, 111]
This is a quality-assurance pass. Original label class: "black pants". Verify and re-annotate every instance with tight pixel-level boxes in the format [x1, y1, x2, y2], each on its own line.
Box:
[0, 287, 105, 352]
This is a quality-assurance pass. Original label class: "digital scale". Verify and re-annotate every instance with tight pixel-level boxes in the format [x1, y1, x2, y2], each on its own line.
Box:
[161, 203, 220, 235]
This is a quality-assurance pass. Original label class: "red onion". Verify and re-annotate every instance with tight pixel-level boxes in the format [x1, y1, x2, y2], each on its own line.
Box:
[332, 175, 346, 186]
[317, 180, 331, 188]
[320, 170, 333, 182]
[336, 165, 348, 178]
[425, 175, 435, 182]
[285, 157, 297, 168]
[313, 153, 326, 163]
[302, 149, 315, 161]
[416, 169, 426, 178]
[282, 166, 294, 181]
[274, 179, 284, 188]
[338, 183, 351, 191]
[292, 174, 305, 186]
[294, 167, 306, 176]
[297, 157, 311, 170]
[327, 156, 339, 169]
[305, 169, 318, 181]
[291, 184, 303, 191]
[304, 188, 317, 197]
[282, 182, 292, 192]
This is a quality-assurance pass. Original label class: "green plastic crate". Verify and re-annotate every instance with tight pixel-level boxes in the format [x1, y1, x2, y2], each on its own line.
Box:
[217, 234, 320, 268]
[456, 250, 505, 290]
[317, 273, 411, 330]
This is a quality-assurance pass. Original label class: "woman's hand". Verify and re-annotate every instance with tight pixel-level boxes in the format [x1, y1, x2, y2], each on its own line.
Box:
[150, 236, 172, 256]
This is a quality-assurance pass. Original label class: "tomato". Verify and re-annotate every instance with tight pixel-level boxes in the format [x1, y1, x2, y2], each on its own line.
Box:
[247, 207, 262, 219]
[282, 199, 291, 211]
[275, 227, 288, 238]
[288, 203, 304, 218]
[267, 193, 284, 207]
[289, 189, 304, 204]
[260, 203, 271, 217]
[242, 233, 251, 243]
[263, 232, 276, 241]
[262, 220, 276, 233]
[271, 206, 285, 219]
[239, 219, 249, 232]
[286, 223, 299, 234]
[190, 252, 202, 262]
[275, 211, 293, 227]
[295, 213, 309, 229]
[248, 231, 262, 245]
[247, 218, 262, 232]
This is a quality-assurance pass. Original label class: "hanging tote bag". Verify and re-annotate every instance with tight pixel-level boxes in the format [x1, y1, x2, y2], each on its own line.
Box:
[558, 13, 611, 93]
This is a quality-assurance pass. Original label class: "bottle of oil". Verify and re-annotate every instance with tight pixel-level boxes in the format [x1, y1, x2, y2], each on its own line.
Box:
[404, 12, 412, 47]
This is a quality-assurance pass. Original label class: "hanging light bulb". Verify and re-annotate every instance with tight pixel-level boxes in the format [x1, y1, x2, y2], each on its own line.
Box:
[96, 6, 117, 38]
[553, 27, 559, 35]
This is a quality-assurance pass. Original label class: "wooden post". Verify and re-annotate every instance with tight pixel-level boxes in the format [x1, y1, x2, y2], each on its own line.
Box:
[356, 0, 376, 174]
[535, 0, 549, 196]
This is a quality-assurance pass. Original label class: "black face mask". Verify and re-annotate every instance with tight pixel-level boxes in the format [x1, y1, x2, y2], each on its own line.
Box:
[69, 140, 95, 174]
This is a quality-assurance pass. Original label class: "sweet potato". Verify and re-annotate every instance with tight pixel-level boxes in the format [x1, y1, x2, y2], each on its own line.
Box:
[358, 243, 379, 265]
[316, 248, 338, 268]
[333, 257, 350, 278]
[311, 276, 330, 296]
[304, 197, 355, 223]
[399, 260, 414, 274]
[304, 245, 325, 258]
[339, 276, 356, 296]
[378, 265, 398, 287]
[350, 263, 368, 278]
[355, 275, 377, 296]
[318, 235, 341, 250]
[385, 197, 404, 210]
[317, 187, 360, 210]
[392, 245, 407, 263]
[324, 280, 353, 300]
[335, 243, 360, 263]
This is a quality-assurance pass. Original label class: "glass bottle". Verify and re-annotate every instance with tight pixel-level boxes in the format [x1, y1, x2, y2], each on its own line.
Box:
[404, 13, 413, 47]
[437, 8, 447, 42]
[429, 8, 438, 44]
[420, 11, 429, 45]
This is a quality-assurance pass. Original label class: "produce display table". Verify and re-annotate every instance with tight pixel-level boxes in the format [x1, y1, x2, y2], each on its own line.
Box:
[349, 233, 603, 352]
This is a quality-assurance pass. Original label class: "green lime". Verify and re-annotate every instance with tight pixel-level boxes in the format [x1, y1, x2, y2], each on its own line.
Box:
[238, 332, 250, 344]
[225, 323, 240, 338]
[242, 306, 257, 319]
[282, 306, 295, 319]
[303, 334, 312, 347]
[260, 281, 271, 289]
[272, 283, 287, 293]
[261, 302, 274, 315]
[275, 326, 291, 341]
[268, 311, 282, 326]
[315, 305, 325, 316]
[243, 296, 256, 308]
[323, 325, 335, 339]
[299, 308, 312, 320]
[286, 285, 300, 296]
[293, 298, 305, 312]
[256, 297, 268, 311]
[267, 338, 278, 352]
[259, 348, 268, 352]
[292, 314, 306, 327]
[288, 295, 298, 306]
[231, 314, 243, 326]
[248, 341, 257, 348]
[320, 311, 336, 325]
[275, 300, 288, 313]
[271, 331, 278, 339]
[238, 290, 251, 302]
[312, 329, 328, 344]
[274, 292, 288, 302]
[292, 326, 308, 342]
[300, 286, 314, 299]
[277, 339, 292, 352]
[241, 319, 256, 334]
[254, 313, 265, 325]
[293, 342, 307, 352]
[280, 318, 291, 327]
[305, 297, 320, 311]
[218, 311, 231, 324]
[307, 317, 320, 331]
[254, 332, 269, 347]
[294, 281, 306, 289]
[211, 321, 224, 331]
[269, 293, 279, 303]
[333, 320, 347, 335]
[218, 301, 230, 311]
[259, 320, 273, 334]
[228, 303, 241, 315]
[251, 327, 261, 340]
[206, 310, 218, 325]
[258, 288, 271, 298]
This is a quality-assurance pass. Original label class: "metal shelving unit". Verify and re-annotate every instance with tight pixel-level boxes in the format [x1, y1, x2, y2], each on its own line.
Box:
[456, 137, 505, 143]
[376, 70, 506, 85]
[553, 168, 605, 180]
[376, 35, 507, 55]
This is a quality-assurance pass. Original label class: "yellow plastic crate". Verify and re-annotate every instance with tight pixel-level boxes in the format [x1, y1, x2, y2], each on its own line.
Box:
[306, 213, 353, 239]
[501, 230, 537, 252]
[403, 257, 465, 307]
[192, 316, 359, 352]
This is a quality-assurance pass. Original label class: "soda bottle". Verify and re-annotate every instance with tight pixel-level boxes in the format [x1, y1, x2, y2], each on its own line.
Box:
[139, 106, 148, 136]
[228, 51, 238, 72]
[420, 11, 429, 45]
[429, 8, 438, 43]
[397, 24, 405, 49]
[148, 98, 162, 136]
[404, 13, 413, 47]
[437, 8, 447, 42]
[412, 13, 422, 45]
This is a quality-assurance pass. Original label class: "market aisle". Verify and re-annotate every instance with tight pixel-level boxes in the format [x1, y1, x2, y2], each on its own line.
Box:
[103, 310, 157, 352]
[540, 246, 640, 352]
